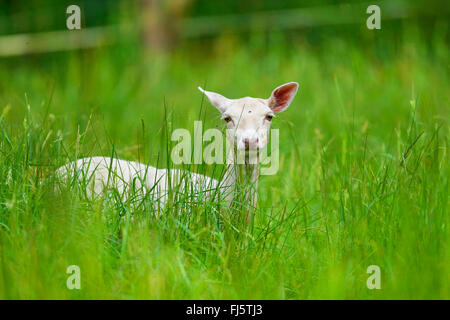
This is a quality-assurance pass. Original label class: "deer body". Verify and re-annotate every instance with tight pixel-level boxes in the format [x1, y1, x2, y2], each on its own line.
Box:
[55, 156, 219, 204]
[56, 82, 299, 209]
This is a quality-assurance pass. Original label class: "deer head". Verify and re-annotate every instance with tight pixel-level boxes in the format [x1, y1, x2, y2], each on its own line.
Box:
[199, 82, 299, 153]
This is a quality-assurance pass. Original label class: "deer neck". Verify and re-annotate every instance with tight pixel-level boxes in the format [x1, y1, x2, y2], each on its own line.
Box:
[220, 147, 260, 206]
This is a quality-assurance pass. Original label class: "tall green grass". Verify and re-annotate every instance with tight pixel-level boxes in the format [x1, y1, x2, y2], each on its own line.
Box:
[0, 26, 448, 299]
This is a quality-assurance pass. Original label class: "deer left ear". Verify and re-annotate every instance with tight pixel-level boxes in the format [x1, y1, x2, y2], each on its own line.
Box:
[267, 82, 299, 113]
[198, 87, 232, 113]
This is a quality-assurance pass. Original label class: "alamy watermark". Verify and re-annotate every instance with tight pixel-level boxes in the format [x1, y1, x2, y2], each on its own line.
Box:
[170, 121, 280, 175]
[366, 5, 381, 30]
[66, 5, 81, 30]
[366, 265, 381, 290]
[66, 265, 81, 290]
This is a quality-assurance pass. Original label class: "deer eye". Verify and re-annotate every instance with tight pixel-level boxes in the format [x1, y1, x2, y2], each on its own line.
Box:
[224, 116, 232, 123]
[265, 114, 274, 121]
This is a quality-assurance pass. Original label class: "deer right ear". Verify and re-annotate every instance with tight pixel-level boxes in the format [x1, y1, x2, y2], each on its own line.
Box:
[198, 87, 232, 113]
[267, 82, 299, 113]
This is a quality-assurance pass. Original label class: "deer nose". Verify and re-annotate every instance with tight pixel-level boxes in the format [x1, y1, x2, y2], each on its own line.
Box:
[243, 137, 259, 147]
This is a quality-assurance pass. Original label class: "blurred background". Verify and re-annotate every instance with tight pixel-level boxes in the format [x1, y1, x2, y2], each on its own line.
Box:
[0, 0, 447, 49]
[0, 0, 448, 299]
[0, 0, 448, 170]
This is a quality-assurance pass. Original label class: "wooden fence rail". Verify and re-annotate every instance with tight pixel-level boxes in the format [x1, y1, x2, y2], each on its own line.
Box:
[0, 1, 414, 57]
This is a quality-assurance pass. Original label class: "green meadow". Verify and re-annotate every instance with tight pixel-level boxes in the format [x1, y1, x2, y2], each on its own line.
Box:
[0, 9, 448, 299]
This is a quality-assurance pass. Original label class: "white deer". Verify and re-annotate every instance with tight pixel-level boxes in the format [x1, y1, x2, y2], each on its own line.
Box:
[55, 82, 299, 212]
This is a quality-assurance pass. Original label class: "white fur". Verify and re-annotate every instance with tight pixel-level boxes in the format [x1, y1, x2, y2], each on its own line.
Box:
[55, 157, 218, 205]
[56, 82, 299, 209]
[199, 82, 298, 151]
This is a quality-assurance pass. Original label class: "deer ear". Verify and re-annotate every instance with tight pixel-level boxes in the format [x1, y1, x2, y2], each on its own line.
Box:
[198, 87, 232, 113]
[267, 82, 299, 113]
